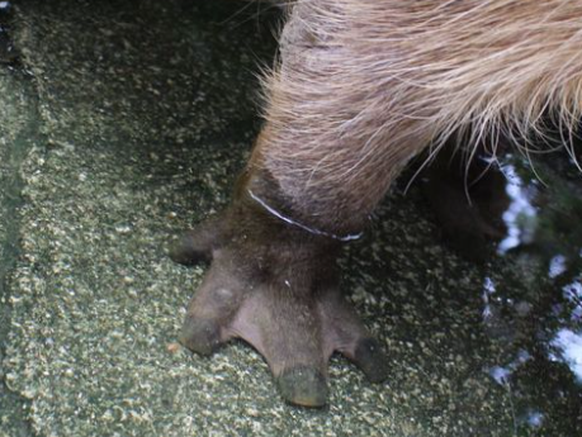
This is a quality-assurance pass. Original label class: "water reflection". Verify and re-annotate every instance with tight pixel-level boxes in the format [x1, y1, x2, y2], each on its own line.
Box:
[526, 410, 544, 428]
[497, 162, 538, 253]
[549, 255, 568, 278]
[481, 276, 496, 321]
[489, 349, 532, 385]
[550, 328, 582, 383]
[562, 278, 582, 321]
[432, 149, 582, 433]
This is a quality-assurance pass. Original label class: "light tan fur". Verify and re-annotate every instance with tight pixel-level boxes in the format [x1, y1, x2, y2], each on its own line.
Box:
[248, 0, 582, 233]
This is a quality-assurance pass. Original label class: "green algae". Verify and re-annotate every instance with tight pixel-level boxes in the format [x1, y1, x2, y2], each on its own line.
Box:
[0, 1, 579, 436]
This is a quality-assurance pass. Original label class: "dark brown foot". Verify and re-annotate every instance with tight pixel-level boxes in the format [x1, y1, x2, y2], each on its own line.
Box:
[171, 203, 387, 407]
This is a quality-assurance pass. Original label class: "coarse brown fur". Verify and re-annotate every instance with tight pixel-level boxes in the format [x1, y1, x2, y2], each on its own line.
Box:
[249, 0, 582, 234]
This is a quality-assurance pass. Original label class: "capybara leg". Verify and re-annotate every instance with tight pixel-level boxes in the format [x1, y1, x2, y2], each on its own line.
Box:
[175, 193, 389, 407]
[174, 1, 429, 406]
[173, 0, 582, 407]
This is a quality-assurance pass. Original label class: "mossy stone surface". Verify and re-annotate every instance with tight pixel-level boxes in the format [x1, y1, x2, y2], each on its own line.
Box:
[0, 1, 580, 436]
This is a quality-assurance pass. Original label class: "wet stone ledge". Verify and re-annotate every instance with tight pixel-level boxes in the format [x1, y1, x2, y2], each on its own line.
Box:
[0, 1, 580, 436]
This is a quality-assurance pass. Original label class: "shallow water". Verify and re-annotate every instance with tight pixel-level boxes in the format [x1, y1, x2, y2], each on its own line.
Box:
[425, 150, 582, 435]
[0, 1, 580, 436]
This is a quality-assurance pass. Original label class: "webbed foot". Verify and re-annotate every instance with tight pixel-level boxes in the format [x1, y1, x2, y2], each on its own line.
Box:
[171, 200, 387, 407]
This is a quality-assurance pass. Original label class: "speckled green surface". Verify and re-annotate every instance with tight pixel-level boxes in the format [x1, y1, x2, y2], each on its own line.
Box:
[0, 23, 39, 431]
[0, 1, 580, 436]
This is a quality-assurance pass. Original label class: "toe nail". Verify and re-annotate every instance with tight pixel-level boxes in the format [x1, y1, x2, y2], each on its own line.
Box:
[169, 235, 209, 266]
[179, 317, 221, 356]
[355, 338, 389, 383]
[276, 366, 328, 408]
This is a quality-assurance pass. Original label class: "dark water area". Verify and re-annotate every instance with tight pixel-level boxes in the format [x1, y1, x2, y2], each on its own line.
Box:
[415, 144, 582, 435]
